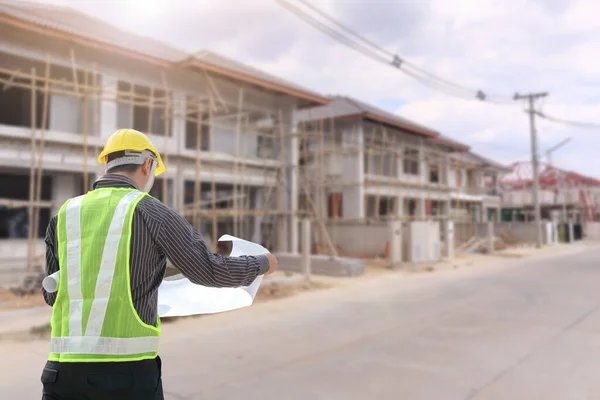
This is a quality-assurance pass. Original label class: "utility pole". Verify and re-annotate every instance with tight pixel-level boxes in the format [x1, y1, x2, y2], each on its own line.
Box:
[543, 137, 572, 224]
[514, 92, 548, 249]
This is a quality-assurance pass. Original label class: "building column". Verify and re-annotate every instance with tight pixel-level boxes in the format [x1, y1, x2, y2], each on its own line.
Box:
[418, 196, 426, 219]
[342, 123, 365, 218]
[289, 111, 299, 254]
[52, 173, 79, 215]
[173, 93, 186, 153]
[100, 75, 118, 139]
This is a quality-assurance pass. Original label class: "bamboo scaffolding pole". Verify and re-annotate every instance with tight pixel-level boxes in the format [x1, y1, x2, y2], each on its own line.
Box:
[319, 119, 326, 223]
[233, 88, 244, 237]
[82, 70, 90, 193]
[26, 67, 38, 273]
[160, 71, 170, 205]
[238, 113, 250, 238]
[148, 86, 154, 138]
[91, 64, 100, 164]
[193, 101, 203, 230]
[330, 117, 338, 248]
[208, 101, 218, 252]
[276, 109, 287, 251]
[29, 56, 51, 271]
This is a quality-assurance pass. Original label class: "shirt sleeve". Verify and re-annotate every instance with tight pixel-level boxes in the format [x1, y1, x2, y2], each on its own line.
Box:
[42, 215, 59, 306]
[149, 201, 270, 287]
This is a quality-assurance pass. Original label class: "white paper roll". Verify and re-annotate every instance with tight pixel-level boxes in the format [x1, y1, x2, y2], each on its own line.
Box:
[42, 271, 60, 293]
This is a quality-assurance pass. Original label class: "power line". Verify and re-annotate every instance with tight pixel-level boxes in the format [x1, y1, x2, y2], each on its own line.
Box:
[275, 0, 515, 103]
[534, 111, 600, 130]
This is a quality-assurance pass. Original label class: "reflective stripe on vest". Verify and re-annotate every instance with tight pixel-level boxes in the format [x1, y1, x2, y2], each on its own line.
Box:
[53, 190, 158, 356]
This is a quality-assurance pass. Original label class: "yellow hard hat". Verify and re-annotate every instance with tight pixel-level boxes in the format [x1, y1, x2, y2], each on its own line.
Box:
[97, 129, 165, 176]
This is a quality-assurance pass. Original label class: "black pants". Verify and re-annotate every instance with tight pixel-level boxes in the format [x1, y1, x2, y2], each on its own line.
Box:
[41, 356, 164, 400]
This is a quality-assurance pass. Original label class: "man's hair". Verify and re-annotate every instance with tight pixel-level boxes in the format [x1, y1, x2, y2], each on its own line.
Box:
[106, 151, 142, 174]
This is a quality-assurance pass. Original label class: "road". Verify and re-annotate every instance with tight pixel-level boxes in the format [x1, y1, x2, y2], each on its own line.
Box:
[2, 246, 600, 399]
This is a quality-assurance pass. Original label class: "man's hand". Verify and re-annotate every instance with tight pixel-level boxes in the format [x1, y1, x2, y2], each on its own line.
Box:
[265, 253, 278, 275]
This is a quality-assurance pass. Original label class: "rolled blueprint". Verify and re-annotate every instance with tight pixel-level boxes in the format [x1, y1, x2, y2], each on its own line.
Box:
[157, 235, 268, 317]
[42, 271, 60, 293]
[41, 235, 269, 317]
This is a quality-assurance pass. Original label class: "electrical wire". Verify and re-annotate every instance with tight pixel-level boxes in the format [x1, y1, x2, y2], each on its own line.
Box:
[535, 111, 600, 130]
[275, 0, 516, 103]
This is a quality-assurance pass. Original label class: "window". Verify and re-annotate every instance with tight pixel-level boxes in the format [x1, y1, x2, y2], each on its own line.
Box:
[429, 165, 439, 183]
[257, 133, 276, 159]
[0, 72, 47, 129]
[366, 195, 396, 218]
[0, 172, 52, 239]
[185, 102, 210, 151]
[406, 198, 417, 217]
[403, 149, 419, 175]
[328, 193, 343, 218]
[118, 82, 173, 136]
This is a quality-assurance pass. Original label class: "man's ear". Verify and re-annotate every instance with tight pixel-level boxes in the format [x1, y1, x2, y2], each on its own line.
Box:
[141, 157, 153, 176]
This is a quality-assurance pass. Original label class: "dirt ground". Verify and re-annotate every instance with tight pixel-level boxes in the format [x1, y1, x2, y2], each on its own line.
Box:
[0, 289, 47, 310]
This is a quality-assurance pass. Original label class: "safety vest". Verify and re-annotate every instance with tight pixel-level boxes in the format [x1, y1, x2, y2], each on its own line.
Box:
[48, 188, 161, 362]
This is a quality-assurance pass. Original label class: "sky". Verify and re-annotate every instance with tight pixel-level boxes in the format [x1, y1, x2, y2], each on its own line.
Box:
[46, 0, 600, 176]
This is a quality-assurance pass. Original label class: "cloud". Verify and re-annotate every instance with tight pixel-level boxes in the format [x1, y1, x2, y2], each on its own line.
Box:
[58, 0, 600, 176]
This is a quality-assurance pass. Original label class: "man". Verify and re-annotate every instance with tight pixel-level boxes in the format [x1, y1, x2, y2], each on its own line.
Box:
[40, 128, 277, 400]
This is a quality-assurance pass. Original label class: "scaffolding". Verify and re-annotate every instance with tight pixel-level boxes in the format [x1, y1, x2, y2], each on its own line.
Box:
[0, 47, 490, 273]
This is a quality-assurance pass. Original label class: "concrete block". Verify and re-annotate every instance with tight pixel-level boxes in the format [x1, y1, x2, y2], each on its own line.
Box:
[388, 220, 402, 269]
[275, 253, 365, 277]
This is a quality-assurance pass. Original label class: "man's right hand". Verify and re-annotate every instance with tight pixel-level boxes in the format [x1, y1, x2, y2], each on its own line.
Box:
[265, 253, 278, 275]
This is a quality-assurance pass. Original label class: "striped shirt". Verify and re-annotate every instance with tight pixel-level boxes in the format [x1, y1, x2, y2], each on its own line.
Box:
[43, 173, 269, 325]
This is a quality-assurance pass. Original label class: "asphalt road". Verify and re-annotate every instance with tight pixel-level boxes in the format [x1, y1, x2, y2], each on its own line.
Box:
[2, 246, 600, 399]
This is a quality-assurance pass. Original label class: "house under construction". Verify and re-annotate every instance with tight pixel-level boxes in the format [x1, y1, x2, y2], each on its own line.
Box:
[499, 161, 600, 224]
[0, 3, 510, 284]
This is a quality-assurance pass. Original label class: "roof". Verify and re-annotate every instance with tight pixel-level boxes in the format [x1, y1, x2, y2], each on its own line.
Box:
[500, 161, 600, 190]
[179, 51, 327, 105]
[432, 134, 470, 152]
[0, 2, 327, 105]
[468, 152, 511, 172]
[296, 96, 439, 138]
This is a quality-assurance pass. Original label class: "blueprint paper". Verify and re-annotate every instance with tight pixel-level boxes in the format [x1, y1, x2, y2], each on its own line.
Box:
[157, 234, 267, 317]
[43, 235, 269, 318]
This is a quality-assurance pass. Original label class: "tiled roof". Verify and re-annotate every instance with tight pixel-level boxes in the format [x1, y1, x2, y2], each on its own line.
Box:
[296, 96, 439, 138]
[0, 2, 326, 103]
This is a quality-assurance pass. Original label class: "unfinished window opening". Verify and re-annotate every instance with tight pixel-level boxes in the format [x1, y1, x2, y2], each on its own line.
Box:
[327, 192, 343, 218]
[149, 178, 173, 206]
[429, 165, 439, 183]
[257, 130, 277, 159]
[403, 149, 419, 175]
[0, 72, 46, 130]
[118, 81, 173, 136]
[185, 99, 210, 151]
[405, 198, 417, 217]
[0, 172, 52, 239]
[366, 195, 395, 218]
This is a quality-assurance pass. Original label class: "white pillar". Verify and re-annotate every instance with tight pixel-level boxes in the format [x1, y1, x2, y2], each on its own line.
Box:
[419, 197, 426, 219]
[51, 173, 79, 215]
[388, 220, 402, 269]
[487, 221, 494, 254]
[100, 75, 118, 139]
[444, 220, 455, 260]
[568, 221, 575, 243]
[173, 93, 186, 153]
[253, 188, 264, 244]
[289, 111, 299, 254]
[302, 219, 311, 280]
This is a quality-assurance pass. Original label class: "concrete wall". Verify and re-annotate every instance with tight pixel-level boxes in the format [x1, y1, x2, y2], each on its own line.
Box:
[0, 239, 45, 287]
[585, 222, 600, 240]
[323, 220, 388, 257]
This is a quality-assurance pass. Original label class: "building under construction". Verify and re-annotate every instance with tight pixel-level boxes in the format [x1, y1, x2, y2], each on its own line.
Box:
[499, 161, 600, 224]
[0, 3, 509, 284]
